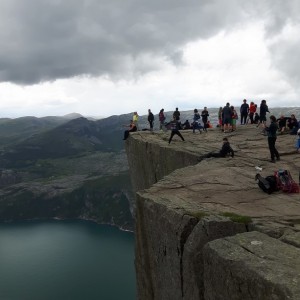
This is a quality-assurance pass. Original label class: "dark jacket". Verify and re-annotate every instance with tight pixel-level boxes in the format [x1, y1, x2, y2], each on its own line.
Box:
[201, 110, 209, 122]
[148, 112, 154, 122]
[265, 121, 278, 138]
[167, 120, 180, 131]
[240, 103, 249, 114]
[173, 110, 180, 121]
[222, 106, 232, 119]
[220, 142, 234, 157]
[260, 103, 269, 117]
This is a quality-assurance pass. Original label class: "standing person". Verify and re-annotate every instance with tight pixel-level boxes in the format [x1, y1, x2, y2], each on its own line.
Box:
[249, 102, 256, 124]
[264, 115, 280, 163]
[167, 116, 185, 144]
[133, 112, 139, 130]
[159, 109, 166, 131]
[257, 99, 269, 127]
[222, 103, 232, 133]
[192, 109, 202, 133]
[148, 109, 154, 131]
[173, 107, 180, 121]
[240, 99, 249, 125]
[218, 107, 223, 131]
[231, 106, 238, 131]
[201, 107, 209, 132]
[123, 120, 137, 140]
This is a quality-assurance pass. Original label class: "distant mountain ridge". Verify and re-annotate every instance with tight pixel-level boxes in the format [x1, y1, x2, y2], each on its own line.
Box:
[0, 113, 134, 230]
[0, 113, 83, 147]
[0, 107, 299, 230]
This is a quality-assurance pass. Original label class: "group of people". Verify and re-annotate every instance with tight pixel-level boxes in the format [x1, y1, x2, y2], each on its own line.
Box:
[217, 99, 268, 133]
[122, 104, 300, 160]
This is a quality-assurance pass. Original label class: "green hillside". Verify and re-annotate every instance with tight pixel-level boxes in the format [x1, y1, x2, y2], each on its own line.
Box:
[0, 115, 81, 147]
[0, 114, 134, 230]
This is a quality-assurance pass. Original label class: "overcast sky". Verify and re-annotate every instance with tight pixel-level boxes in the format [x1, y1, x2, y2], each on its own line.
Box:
[0, 0, 299, 118]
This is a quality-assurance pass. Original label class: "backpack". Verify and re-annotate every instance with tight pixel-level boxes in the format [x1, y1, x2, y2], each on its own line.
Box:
[274, 170, 300, 193]
[255, 174, 278, 194]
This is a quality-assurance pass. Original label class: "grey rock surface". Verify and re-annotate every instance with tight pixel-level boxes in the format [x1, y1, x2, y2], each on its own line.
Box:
[125, 124, 300, 299]
[203, 231, 300, 300]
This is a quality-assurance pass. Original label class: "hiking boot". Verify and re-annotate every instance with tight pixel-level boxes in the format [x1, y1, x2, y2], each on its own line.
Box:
[270, 159, 275, 163]
[277, 157, 280, 161]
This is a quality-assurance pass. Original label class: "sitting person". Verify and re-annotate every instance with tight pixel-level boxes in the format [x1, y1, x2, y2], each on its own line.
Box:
[198, 137, 234, 161]
[123, 120, 137, 140]
[181, 120, 191, 130]
[206, 120, 213, 128]
[287, 114, 298, 134]
[277, 115, 289, 133]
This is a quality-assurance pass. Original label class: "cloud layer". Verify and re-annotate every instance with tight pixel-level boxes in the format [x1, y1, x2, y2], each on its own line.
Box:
[1, 0, 298, 85]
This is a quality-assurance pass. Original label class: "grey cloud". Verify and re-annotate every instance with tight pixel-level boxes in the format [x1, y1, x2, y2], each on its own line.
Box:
[0, 0, 299, 85]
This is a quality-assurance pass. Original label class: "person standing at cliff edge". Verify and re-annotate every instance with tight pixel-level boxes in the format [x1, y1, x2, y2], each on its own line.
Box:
[148, 109, 154, 131]
[173, 107, 180, 121]
[133, 112, 139, 130]
[167, 116, 185, 144]
[159, 109, 166, 131]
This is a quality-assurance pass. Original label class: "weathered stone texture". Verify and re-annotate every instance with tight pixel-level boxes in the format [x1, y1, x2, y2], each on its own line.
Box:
[125, 126, 300, 300]
[203, 231, 300, 300]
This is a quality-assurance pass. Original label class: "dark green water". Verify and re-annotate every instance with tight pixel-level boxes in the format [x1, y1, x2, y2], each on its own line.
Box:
[0, 220, 136, 300]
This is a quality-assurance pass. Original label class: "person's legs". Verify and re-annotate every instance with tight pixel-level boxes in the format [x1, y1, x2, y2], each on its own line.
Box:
[198, 152, 220, 161]
[268, 137, 277, 161]
[249, 113, 254, 124]
[224, 122, 228, 132]
[175, 130, 185, 141]
[123, 130, 129, 140]
[169, 131, 175, 144]
[273, 137, 279, 159]
[149, 120, 153, 131]
[241, 114, 244, 125]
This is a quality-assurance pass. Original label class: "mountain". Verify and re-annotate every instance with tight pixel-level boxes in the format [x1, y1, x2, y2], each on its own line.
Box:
[0, 114, 134, 230]
[0, 114, 83, 147]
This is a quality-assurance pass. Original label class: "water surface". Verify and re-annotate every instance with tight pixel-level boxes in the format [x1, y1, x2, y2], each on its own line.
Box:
[0, 220, 136, 300]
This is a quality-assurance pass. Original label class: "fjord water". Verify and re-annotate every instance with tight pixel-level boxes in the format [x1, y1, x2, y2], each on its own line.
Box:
[0, 220, 136, 300]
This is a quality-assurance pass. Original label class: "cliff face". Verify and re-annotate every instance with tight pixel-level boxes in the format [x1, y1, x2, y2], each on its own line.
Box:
[125, 127, 300, 299]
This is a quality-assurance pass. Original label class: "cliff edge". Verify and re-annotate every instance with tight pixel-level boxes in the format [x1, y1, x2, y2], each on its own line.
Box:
[125, 125, 300, 300]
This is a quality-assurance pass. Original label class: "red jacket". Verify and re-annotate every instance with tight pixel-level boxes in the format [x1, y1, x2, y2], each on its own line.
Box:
[249, 104, 256, 114]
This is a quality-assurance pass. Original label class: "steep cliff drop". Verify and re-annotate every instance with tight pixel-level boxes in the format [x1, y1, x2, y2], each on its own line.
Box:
[126, 126, 300, 300]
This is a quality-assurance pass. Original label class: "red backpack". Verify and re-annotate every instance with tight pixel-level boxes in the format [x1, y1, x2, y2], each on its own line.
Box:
[274, 170, 300, 193]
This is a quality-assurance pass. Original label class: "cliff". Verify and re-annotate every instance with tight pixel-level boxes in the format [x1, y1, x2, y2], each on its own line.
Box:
[125, 126, 300, 299]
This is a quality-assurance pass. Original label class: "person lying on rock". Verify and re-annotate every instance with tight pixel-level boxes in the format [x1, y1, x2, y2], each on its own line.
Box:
[198, 137, 234, 161]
